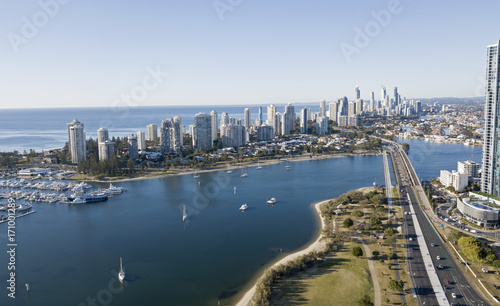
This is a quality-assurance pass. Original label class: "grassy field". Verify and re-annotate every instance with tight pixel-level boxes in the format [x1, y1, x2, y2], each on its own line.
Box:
[270, 241, 373, 305]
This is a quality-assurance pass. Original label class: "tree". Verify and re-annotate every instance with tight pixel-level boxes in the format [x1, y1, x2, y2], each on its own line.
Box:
[352, 210, 364, 218]
[401, 143, 410, 152]
[343, 217, 354, 228]
[388, 279, 404, 291]
[372, 250, 380, 258]
[357, 294, 374, 306]
[352, 246, 363, 257]
[369, 217, 382, 230]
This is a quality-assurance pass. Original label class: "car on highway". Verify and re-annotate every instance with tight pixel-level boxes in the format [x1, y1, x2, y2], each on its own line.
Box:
[438, 264, 443, 269]
[446, 280, 451, 285]
[431, 242, 434, 247]
[452, 292, 457, 298]
[437, 256, 440, 260]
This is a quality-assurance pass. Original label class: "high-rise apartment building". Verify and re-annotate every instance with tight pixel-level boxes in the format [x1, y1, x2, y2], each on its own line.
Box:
[128, 135, 139, 159]
[67, 119, 86, 164]
[161, 117, 182, 153]
[137, 131, 146, 151]
[300, 107, 308, 134]
[355, 85, 360, 100]
[458, 160, 479, 179]
[281, 103, 295, 135]
[267, 104, 276, 128]
[258, 107, 263, 124]
[316, 116, 328, 135]
[244, 108, 251, 129]
[147, 124, 158, 142]
[328, 102, 338, 122]
[97, 128, 109, 144]
[482, 40, 500, 195]
[97, 128, 113, 161]
[193, 113, 212, 149]
[319, 100, 326, 117]
[210, 110, 218, 144]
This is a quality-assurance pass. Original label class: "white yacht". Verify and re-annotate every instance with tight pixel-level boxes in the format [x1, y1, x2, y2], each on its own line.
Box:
[193, 171, 200, 179]
[226, 164, 233, 174]
[267, 198, 276, 205]
[118, 257, 125, 282]
[241, 168, 248, 178]
[256, 159, 262, 170]
[239, 203, 248, 211]
[71, 198, 86, 205]
[182, 204, 187, 222]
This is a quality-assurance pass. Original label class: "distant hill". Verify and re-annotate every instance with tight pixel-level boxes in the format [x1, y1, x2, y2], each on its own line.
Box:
[416, 97, 484, 105]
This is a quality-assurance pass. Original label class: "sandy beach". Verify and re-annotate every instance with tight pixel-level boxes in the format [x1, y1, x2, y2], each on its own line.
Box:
[234, 199, 329, 306]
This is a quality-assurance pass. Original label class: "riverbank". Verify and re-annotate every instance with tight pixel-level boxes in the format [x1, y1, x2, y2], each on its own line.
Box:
[234, 199, 329, 306]
[78, 150, 380, 183]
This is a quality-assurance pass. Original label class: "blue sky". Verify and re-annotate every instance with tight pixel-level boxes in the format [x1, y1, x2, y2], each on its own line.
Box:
[1, 0, 499, 108]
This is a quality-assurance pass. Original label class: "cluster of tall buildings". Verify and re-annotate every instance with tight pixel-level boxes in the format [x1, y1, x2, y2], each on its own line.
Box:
[440, 160, 479, 192]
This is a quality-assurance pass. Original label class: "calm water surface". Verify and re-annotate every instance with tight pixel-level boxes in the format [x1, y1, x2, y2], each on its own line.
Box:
[0, 155, 385, 306]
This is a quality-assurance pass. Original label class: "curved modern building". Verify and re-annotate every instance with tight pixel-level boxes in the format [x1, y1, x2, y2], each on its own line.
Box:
[456, 198, 500, 227]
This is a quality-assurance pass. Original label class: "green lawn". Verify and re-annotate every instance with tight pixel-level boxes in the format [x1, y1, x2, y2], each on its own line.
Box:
[271, 241, 373, 305]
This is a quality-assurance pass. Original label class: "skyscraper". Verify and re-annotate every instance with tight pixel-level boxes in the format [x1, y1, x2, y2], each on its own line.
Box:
[161, 117, 182, 153]
[210, 110, 218, 144]
[193, 113, 212, 149]
[147, 124, 158, 142]
[97, 128, 109, 144]
[355, 85, 360, 100]
[258, 107, 263, 124]
[98, 141, 114, 161]
[381, 86, 386, 102]
[220, 112, 229, 131]
[482, 40, 500, 195]
[319, 100, 326, 117]
[393, 87, 399, 106]
[281, 103, 295, 135]
[300, 107, 308, 134]
[97, 128, 112, 161]
[137, 130, 146, 150]
[267, 104, 276, 129]
[370, 92, 375, 111]
[316, 116, 328, 135]
[328, 102, 338, 122]
[244, 108, 251, 129]
[128, 135, 139, 159]
[67, 119, 86, 164]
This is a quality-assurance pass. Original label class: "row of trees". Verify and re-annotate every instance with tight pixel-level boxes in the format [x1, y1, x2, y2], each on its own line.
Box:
[252, 240, 340, 305]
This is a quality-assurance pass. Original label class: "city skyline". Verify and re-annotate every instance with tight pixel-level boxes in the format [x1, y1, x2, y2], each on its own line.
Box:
[1, 0, 499, 109]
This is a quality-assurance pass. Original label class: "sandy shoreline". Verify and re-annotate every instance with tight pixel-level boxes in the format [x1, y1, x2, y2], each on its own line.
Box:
[83, 150, 380, 184]
[234, 199, 328, 306]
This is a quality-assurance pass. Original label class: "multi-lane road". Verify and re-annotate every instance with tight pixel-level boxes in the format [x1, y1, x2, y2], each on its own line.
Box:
[387, 142, 489, 306]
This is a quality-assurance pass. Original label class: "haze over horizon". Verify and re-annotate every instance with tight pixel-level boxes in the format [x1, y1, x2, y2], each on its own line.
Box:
[1, 0, 499, 109]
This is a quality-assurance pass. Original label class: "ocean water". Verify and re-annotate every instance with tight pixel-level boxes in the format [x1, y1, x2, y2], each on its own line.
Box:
[0, 105, 320, 153]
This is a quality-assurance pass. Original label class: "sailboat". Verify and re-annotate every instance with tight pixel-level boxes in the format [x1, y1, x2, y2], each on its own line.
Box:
[193, 171, 200, 179]
[284, 159, 291, 170]
[118, 257, 125, 282]
[241, 168, 248, 178]
[256, 159, 262, 170]
[226, 164, 233, 174]
[183, 204, 187, 222]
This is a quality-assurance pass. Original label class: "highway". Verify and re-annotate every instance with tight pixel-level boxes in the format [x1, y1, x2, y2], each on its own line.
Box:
[387, 142, 489, 306]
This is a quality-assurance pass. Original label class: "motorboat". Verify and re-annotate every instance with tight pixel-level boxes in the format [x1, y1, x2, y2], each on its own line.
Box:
[239, 204, 248, 211]
[71, 198, 86, 205]
[183, 204, 188, 222]
[267, 198, 276, 205]
[118, 257, 125, 282]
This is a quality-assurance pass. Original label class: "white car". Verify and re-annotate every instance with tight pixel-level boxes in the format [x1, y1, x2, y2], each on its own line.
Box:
[452, 292, 456, 298]
[437, 256, 440, 260]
